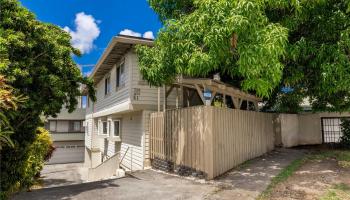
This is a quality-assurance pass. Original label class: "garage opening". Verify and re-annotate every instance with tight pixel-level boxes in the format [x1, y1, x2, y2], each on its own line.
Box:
[46, 141, 85, 164]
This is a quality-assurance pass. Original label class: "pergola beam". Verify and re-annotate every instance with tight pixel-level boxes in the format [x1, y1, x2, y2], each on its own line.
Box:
[172, 77, 261, 111]
[194, 84, 205, 104]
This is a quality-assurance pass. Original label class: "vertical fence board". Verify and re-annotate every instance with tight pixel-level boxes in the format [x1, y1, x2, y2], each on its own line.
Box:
[149, 106, 274, 179]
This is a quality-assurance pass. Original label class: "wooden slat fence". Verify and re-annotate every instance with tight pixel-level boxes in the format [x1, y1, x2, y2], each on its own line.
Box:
[149, 106, 274, 179]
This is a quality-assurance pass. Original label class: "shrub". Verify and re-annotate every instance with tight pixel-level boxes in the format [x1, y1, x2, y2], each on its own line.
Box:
[21, 127, 53, 189]
[0, 127, 53, 198]
[340, 119, 350, 148]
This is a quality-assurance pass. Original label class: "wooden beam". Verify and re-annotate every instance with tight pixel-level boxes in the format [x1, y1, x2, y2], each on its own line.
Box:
[165, 85, 174, 98]
[180, 86, 183, 108]
[176, 87, 179, 109]
[231, 96, 239, 109]
[186, 88, 190, 107]
[194, 84, 205, 104]
[223, 94, 226, 107]
[254, 101, 259, 111]
[174, 77, 262, 104]
[239, 98, 243, 109]
[209, 90, 217, 105]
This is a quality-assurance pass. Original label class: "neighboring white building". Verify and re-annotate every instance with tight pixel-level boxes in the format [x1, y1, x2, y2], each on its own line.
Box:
[45, 98, 86, 164]
[84, 35, 177, 171]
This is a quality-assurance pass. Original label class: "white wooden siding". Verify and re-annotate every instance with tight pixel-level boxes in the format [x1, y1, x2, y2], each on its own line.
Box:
[119, 112, 144, 171]
[107, 140, 116, 157]
[84, 119, 93, 149]
[92, 53, 132, 113]
[129, 51, 178, 107]
[142, 110, 152, 161]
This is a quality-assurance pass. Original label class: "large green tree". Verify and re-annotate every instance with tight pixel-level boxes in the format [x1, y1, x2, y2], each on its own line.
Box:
[138, 0, 289, 97]
[266, 0, 350, 112]
[139, 0, 350, 113]
[0, 0, 95, 197]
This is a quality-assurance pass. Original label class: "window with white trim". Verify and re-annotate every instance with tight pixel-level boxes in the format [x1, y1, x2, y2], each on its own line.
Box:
[69, 121, 82, 132]
[116, 62, 125, 89]
[105, 76, 111, 95]
[108, 120, 112, 136]
[99, 120, 108, 135]
[113, 120, 121, 137]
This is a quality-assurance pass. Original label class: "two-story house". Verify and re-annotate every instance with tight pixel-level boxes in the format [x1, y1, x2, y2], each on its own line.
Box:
[45, 97, 86, 164]
[84, 35, 177, 171]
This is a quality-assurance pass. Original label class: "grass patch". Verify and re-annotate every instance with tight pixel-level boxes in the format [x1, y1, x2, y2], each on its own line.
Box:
[308, 150, 350, 168]
[320, 183, 350, 200]
[257, 150, 350, 200]
[257, 157, 306, 200]
[236, 159, 252, 170]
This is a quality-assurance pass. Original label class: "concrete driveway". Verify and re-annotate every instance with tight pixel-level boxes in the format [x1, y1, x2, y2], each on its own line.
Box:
[12, 148, 306, 200]
[13, 170, 216, 200]
[40, 163, 88, 188]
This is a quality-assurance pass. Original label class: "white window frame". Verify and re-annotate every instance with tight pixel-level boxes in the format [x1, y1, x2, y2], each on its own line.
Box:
[73, 121, 81, 132]
[112, 120, 121, 137]
[116, 61, 126, 90]
[49, 120, 57, 132]
[99, 120, 108, 135]
[107, 120, 112, 137]
[105, 75, 111, 96]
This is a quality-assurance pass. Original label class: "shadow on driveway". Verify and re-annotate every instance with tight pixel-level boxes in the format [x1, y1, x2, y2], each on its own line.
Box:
[11, 148, 307, 200]
[12, 178, 120, 200]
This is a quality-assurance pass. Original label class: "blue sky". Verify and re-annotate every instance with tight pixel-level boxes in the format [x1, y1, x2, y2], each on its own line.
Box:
[20, 0, 162, 76]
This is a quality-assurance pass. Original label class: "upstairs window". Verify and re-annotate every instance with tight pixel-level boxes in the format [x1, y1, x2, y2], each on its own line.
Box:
[116, 62, 125, 89]
[69, 121, 82, 132]
[105, 76, 111, 95]
[49, 121, 57, 132]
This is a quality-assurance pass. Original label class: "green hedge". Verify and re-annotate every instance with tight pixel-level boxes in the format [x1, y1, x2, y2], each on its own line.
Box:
[0, 127, 53, 199]
[340, 119, 350, 148]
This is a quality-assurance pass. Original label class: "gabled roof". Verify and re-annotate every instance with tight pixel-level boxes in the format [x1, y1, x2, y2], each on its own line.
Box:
[90, 35, 153, 84]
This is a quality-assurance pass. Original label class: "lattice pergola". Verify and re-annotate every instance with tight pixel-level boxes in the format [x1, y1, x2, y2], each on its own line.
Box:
[160, 77, 262, 111]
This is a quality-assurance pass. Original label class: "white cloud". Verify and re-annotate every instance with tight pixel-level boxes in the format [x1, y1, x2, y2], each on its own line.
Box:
[119, 29, 155, 39]
[143, 31, 154, 39]
[64, 12, 100, 54]
[83, 70, 92, 77]
[119, 29, 142, 37]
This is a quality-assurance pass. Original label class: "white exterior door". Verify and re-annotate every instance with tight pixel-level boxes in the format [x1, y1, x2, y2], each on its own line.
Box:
[47, 141, 84, 164]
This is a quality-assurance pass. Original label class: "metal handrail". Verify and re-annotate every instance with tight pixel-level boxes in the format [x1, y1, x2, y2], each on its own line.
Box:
[92, 151, 120, 170]
[119, 146, 130, 164]
[101, 151, 111, 162]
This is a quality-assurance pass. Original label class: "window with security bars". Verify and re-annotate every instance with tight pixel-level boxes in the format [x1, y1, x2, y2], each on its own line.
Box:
[321, 117, 347, 143]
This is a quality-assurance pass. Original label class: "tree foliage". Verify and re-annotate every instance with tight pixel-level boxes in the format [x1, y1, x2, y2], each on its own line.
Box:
[142, 0, 350, 112]
[267, 0, 350, 112]
[0, 0, 95, 197]
[138, 0, 289, 97]
[148, 0, 195, 22]
[0, 75, 25, 150]
[340, 118, 350, 147]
